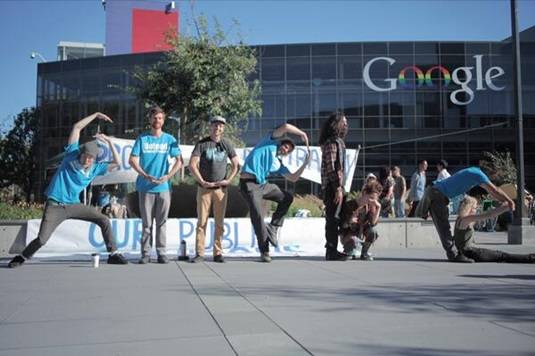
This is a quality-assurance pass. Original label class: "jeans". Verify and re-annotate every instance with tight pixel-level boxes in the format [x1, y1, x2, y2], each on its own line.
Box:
[394, 198, 405, 218]
[239, 179, 293, 253]
[139, 191, 171, 257]
[23, 201, 116, 259]
[464, 247, 534, 263]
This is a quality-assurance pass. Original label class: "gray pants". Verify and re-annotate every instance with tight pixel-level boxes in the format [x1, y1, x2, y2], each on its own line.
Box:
[139, 191, 171, 257]
[23, 201, 116, 259]
[239, 179, 293, 253]
[428, 187, 456, 258]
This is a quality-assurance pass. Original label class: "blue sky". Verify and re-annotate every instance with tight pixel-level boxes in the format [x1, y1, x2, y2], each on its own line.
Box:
[1, 0, 534, 131]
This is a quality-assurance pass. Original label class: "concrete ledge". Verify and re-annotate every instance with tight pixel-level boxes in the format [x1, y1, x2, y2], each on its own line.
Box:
[0, 220, 27, 256]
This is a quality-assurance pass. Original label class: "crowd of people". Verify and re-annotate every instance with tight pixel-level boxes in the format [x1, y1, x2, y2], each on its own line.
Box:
[7, 108, 535, 268]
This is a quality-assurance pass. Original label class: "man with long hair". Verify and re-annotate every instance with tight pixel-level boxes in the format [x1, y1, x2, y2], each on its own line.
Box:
[319, 111, 350, 261]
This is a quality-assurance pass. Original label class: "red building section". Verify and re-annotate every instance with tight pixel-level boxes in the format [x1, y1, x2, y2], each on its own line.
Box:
[132, 9, 179, 53]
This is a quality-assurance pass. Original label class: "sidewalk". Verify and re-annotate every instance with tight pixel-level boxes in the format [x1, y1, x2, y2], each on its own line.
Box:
[1, 232, 535, 355]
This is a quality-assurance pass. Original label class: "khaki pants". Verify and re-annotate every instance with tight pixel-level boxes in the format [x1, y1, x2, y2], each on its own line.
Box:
[195, 186, 228, 257]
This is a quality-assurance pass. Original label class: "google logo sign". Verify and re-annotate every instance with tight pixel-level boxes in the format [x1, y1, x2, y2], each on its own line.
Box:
[363, 55, 505, 106]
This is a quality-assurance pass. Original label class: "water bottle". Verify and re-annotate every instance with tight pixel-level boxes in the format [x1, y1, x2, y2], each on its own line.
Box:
[178, 240, 189, 261]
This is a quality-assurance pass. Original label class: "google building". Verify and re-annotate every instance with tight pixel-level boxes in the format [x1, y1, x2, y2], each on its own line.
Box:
[34, 0, 535, 197]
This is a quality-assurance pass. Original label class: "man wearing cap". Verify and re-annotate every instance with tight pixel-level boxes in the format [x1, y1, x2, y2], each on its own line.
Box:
[189, 116, 240, 263]
[129, 106, 182, 264]
[240, 123, 310, 262]
[8, 112, 128, 268]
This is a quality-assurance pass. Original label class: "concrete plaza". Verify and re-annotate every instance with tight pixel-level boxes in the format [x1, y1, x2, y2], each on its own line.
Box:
[1, 231, 535, 355]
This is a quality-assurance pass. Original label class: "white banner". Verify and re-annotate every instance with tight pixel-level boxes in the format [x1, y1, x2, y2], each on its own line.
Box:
[27, 218, 327, 258]
[93, 138, 359, 192]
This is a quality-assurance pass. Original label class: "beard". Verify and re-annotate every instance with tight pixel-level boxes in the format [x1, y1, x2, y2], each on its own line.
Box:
[338, 126, 348, 138]
[151, 121, 163, 130]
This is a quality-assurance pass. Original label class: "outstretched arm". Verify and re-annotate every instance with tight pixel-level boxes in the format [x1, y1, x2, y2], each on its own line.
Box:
[482, 182, 515, 211]
[95, 133, 120, 172]
[283, 153, 310, 183]
[68, 112, 113, 145]
[272, 123, 309, 147]
[458, 203, 510, 230]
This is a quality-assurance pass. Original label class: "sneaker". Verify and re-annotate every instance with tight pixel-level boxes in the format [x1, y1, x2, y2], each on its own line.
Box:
[157, 255, 169, 264]
[213, 255, 225, 263]
[446, 250, 457, 262]
[260, 252, 272, 263]
[452, 254, 474, 263]
[138, 255, 150, 264]
[8, 255, 25, 268]
[266, 224, 279, 247]
[107, 253, 128, 265]
[191, 255, 204, 263]
[360, 253, 374, 261]
[325, 250, 348, 261]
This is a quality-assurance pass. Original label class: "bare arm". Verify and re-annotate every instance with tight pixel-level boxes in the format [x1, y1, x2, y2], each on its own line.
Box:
[283, 153, 310, 183]
[458, 204, 510, 230]
[369, 200, 381, 225]
[68, 112, 113, 144]
[218, 156, 240, 187]
[272, 123, 309, 147]
[95, 133, 120, 172]
[128, 155, 153, 182]
[155, 155, 183, 185]
[188, 155, 215, 188]
[482, 182, 515, 211]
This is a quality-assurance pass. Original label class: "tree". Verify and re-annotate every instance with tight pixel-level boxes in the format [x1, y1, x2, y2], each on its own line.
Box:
[481, 150, 516, 185]
[0, 107, 40, 202]
[133, 15, 262, 145]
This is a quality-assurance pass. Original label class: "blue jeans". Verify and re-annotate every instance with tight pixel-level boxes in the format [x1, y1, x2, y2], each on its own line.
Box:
[394, 199, 405, 218]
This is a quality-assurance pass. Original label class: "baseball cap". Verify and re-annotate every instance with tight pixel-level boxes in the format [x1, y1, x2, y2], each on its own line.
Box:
[81, 141, 100, 158]
[366, 173, 377, 180]
[210, 116, 227, 125]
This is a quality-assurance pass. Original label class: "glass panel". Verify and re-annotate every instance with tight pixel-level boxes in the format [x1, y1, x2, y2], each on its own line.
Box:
[287, 56, 310, 80]
[261, 57, 285, 81]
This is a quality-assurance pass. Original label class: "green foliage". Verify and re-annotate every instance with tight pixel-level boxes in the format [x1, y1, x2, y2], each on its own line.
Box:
[481, 150, 517, 185]
[0, 107, 40, 202]
[133, 15, 262, 146]
[0, 201, 43, 220]
[283, 194, 324, 218]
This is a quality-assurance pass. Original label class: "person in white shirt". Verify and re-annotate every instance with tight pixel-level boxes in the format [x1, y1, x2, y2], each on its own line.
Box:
[436, 159, 451, 182]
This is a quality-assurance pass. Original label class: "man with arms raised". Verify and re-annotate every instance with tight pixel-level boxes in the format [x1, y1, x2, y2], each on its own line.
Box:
[8, 112, 128, 267]
[240, 123, 310, 262]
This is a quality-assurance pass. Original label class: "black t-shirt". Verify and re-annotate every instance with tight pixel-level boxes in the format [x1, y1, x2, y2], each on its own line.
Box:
[191, 137, 237, 182]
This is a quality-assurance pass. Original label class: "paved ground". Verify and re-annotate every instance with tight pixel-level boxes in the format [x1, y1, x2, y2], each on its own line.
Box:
[1, 232, 535, 356]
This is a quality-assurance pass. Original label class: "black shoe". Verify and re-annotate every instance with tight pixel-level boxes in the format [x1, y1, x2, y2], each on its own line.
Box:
[191, 255, 204, 263]
[452, 254, 474, 263]
[8, 255, 25, 268]
[138, 255, 150, 264]
[213, 255, 225, 263]
[325, 250, 348, 261]
[266, 224, 279, 247]
[157, 255, 169, 264]
[260, 252, 272, 263]
[107, 253, 128, 265]
[360, 253, 374, 261]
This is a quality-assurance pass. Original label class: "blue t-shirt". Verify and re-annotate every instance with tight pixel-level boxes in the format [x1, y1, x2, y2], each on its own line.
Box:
[131, 132, 180, 193]
[242, 135, 290, 184]
[45, 142, 109, 204]
[434, 167, 491, 199]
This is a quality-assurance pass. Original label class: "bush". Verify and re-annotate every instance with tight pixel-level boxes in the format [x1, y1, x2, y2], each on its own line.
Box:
[284, 194, 324, 217]
[0, 201, 43, 220]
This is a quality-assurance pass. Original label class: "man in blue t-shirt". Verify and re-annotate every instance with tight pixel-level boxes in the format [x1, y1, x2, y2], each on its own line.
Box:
[416, 165, 515, 263]
[129, 106, 182, 264]
[8, 112, 128, 268]
[240, 123, 310, 262]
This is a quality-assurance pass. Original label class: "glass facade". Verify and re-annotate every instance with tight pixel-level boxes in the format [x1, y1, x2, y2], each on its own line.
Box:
[36, 38, 535, 199]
